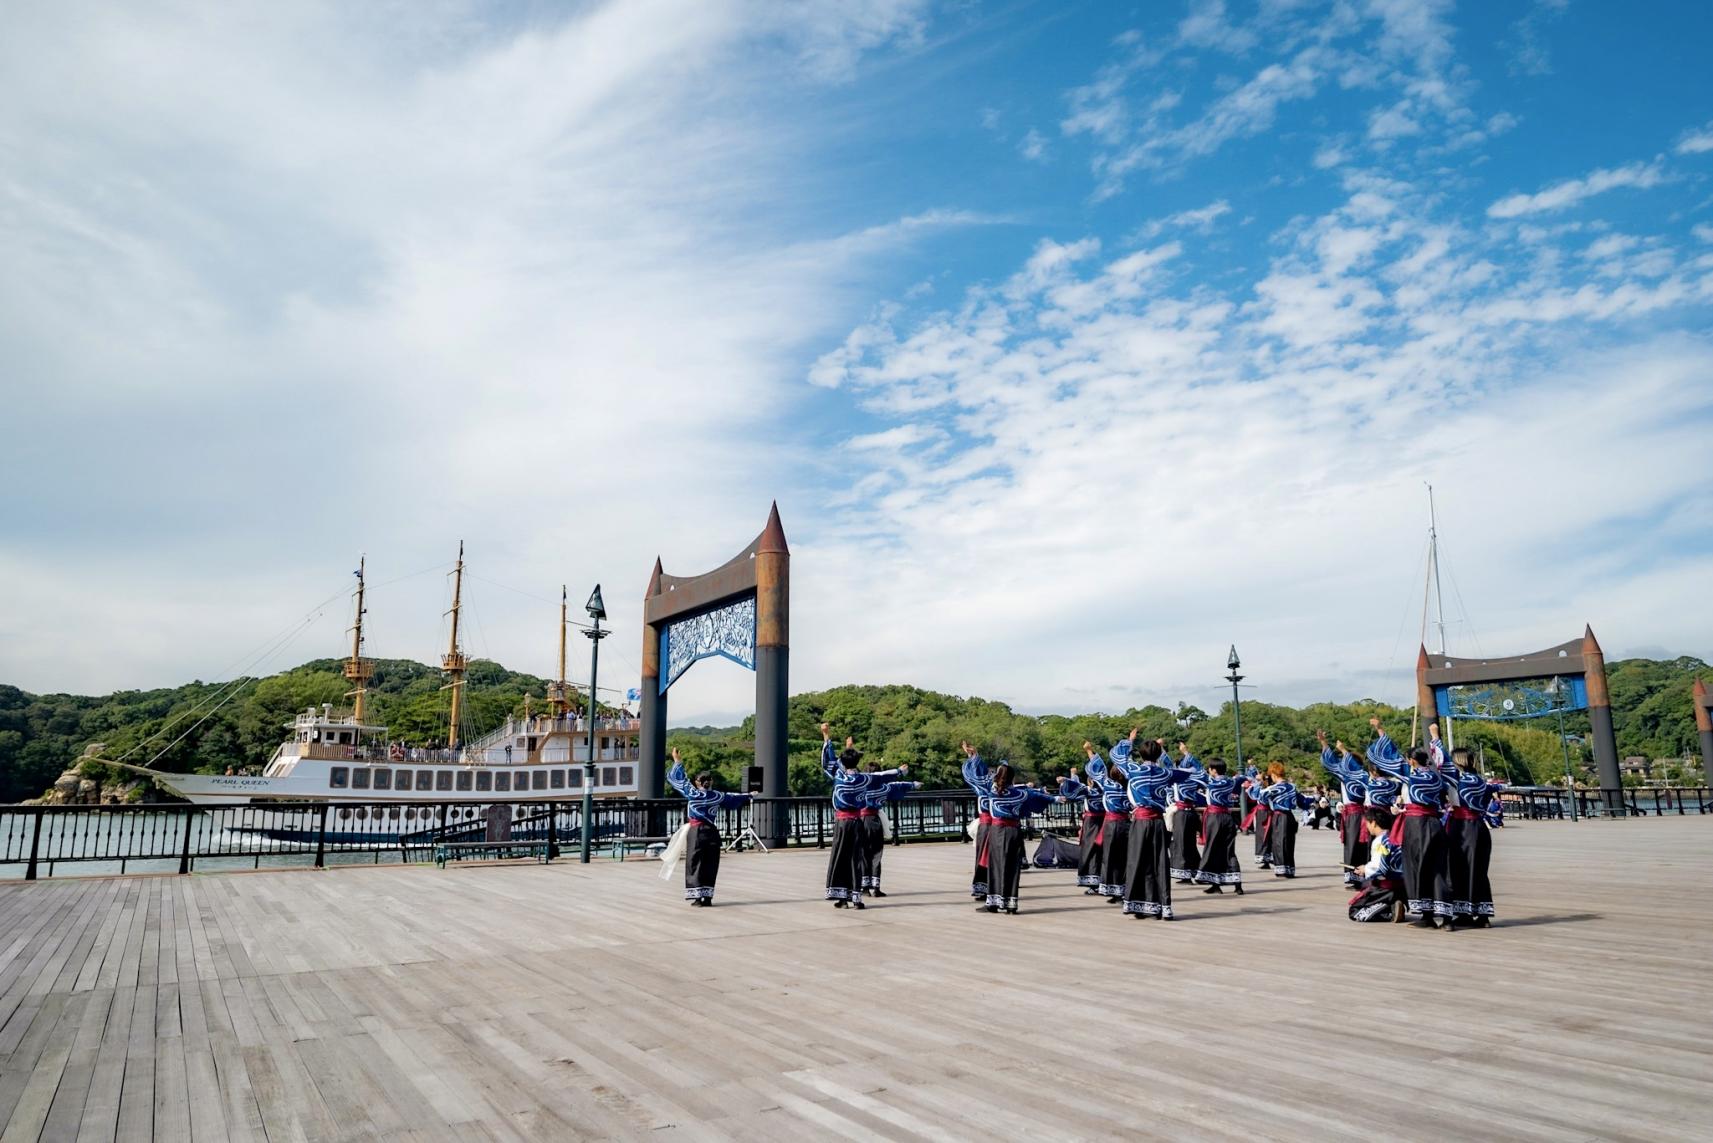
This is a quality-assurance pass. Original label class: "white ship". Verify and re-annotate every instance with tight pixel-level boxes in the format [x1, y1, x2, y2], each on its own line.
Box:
[143, 550, 642, 819]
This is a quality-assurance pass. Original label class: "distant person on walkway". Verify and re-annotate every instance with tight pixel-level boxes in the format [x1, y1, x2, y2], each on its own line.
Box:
[665, 750, 752, 907]
[961, 741, 994, 900]
[1059, 765, 1103, 893]
[1186, 756, 1244, 895]
[1443, 744, 1500, 927]
[860, 764, 920, 898]
[1367, 717, 1452, 928]
[1085, 740, 1131, 903]
[1309, 786, 1334, 830]
[821, 725, 906, 909]
[978, 764, 1059, 914]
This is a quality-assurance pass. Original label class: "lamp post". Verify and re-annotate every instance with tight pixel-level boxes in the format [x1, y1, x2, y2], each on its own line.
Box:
[1226, 646, 1245, 772]
[579, 585, 610, 863]
[1551, 676, 1577, 823]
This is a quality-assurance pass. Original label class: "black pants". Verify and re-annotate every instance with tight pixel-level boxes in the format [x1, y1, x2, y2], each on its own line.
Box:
[1099, 815, 1129, 898]
[1401, 812, 1452, 918]
[1169, 807, 1201, 880]
[1340, 808, 1370, 881]
[1122, 815, 1172, 917]
[1077, 815, 1103, 887]
[1196, 809, 1241, 884]
[861, 814, 886, 890]
[825, 817, 867, 902]
[1349, 877, 1401, 922]
[1445, 815, 1494, 918]
[971, 818, 990, 897]
[1267, 810, 1298, 877]
[986, 821, 1025, 910]
[1253, 807, 1272, 863]
[685, 820, 720, 901]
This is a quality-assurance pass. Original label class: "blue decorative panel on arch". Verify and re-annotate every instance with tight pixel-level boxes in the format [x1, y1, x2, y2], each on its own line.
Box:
[1434, 675, 1587, 721]
[660, 595, 757, 693]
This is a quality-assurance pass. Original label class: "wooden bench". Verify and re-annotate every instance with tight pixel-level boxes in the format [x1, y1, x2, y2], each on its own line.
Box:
[432, 841, 552, 868]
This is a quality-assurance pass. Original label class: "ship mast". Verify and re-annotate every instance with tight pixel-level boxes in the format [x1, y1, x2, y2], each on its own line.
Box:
[549, 585, 570, 717]
[442, 543, 468, 749]
[343, 556, 374, 722]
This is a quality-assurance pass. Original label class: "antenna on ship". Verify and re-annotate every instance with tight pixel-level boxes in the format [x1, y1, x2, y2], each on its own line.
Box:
[344, 556, 374, 721]
[549, 584, 570, 717]
[1419, 484, 1454, 750]
[442, 542, 468, 749]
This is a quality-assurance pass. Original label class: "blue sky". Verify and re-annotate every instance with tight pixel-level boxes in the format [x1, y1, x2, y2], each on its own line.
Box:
[3, 0, 1711, 725]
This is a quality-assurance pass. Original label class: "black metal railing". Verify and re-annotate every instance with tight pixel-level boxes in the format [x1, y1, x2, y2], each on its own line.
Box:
[5, 785, 1706, 880]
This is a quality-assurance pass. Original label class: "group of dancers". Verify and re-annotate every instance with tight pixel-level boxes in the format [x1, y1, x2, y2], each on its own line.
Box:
[664, 718, 1501, 930]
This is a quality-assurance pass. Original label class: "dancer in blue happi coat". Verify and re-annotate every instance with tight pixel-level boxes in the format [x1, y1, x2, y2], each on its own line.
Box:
[1167, 743, 1206, 883]
[1443, 743, 1500, 925]
[978, 764, 1061, 914]
[962, 742, 994, 899]
[1243, 763, 1313, 877]
[860, 767, 921, 897]
[820, 724, 906, 908]
[1318, 731, 1372, 886]
[1347, 808, 1406, 922]
[1367, 717, 1452, 926]
[667, 750, 753, 906]
[1084, 742, 1132, 902]
[1183, 756, 1244, 893]
[1059, 768, 1104, 892]
[1110, 734, 1196, 920]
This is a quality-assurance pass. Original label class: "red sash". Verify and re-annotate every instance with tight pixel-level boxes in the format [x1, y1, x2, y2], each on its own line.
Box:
[1448, 807, 1480, 821]
[977, 813, 994, 826]
[1172, 802, 1195, 812]
[1341, 804, 1364, 817]
[990, 817, 1021, 828]
[859, 808, 878, 818]
[1403, 805, 1438, 818]
[1204, 806, 1231, 814]
[835, 810, 863, 821]
[1130, 808, 1163, 821]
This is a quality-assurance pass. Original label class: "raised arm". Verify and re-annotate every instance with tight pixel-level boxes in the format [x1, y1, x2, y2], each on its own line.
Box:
[719, 790, 753, 809]
[1366, 719, 1409, 778]
[667, 754, 690, 798]
[820, 728, 838, 781]
[1019, 788, 1057, 816]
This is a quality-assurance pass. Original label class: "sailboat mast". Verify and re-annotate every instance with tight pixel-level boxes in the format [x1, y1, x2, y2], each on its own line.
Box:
[343, 556, 373, 722]
[1426, 485, 1454, 750]
[442, 543, 468, 749]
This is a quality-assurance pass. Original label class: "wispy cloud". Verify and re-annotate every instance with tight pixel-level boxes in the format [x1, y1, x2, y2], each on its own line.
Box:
[1488, 159, 1666, 218]
[1677, 121, 1713, 155]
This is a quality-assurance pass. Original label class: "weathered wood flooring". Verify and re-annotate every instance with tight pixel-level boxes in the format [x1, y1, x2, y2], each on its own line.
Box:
[1, 817, 1709, 1141]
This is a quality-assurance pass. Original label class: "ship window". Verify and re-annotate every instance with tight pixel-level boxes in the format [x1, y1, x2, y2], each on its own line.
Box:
[550, 769, 565, 789]
[386, 806, 399, 819]
[339, 808, 353, 820]
[619, 766, 634, 786]
[355, 807, 368, 820]
[567, 769, 582, 788]
[373, 768, 391, 790]
[415, 770, 433, 791]
[404, 807, 417, 821]
[602, 767, 616, 787]
[351, 768, 371, 790]
[476, 771, 492, 792]
[532, 770, 548, 790]
[436, 771, 453, 791]
[330, 767, 349, 789]
[495, 773, 511, 792]
[456, 771, 472, 792]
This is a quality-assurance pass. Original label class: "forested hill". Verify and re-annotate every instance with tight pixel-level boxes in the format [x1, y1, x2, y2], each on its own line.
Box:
[2, 655, 1707, 802]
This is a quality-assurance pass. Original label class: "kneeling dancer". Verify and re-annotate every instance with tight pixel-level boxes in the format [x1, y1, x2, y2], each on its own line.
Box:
[979, 765, 1059, 913]
[1347, 808, 1405, 922]
[666, 750, 752, 906]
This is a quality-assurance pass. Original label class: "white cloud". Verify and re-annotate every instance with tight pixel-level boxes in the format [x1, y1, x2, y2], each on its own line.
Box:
[1677, 122, 1713, 155]
[1135, 200, 1232, 240]
[1018, 128, 1048, 162]
[1488, 160, 1667, 218]
[0, 0, 943, 717]
[810, 180, 1713, 711]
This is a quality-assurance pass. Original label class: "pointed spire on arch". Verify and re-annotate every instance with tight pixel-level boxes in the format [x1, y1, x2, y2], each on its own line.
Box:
[1417, 643, 1431, 669]
[1582, 624, 1603, 656]
[757, 501, 789, 555]
[646, 557, 663, 599]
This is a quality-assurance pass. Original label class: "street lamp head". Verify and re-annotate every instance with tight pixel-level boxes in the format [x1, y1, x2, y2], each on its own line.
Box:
[584, 585, 607, 622]
[1227, 645, 1241, 671]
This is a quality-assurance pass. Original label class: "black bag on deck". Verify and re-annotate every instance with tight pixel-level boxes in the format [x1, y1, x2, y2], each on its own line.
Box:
[1032, 833, 1080, 869]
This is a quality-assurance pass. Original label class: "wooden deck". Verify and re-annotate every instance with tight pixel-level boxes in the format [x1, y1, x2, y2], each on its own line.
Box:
[1, 818, 1709, 1142]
